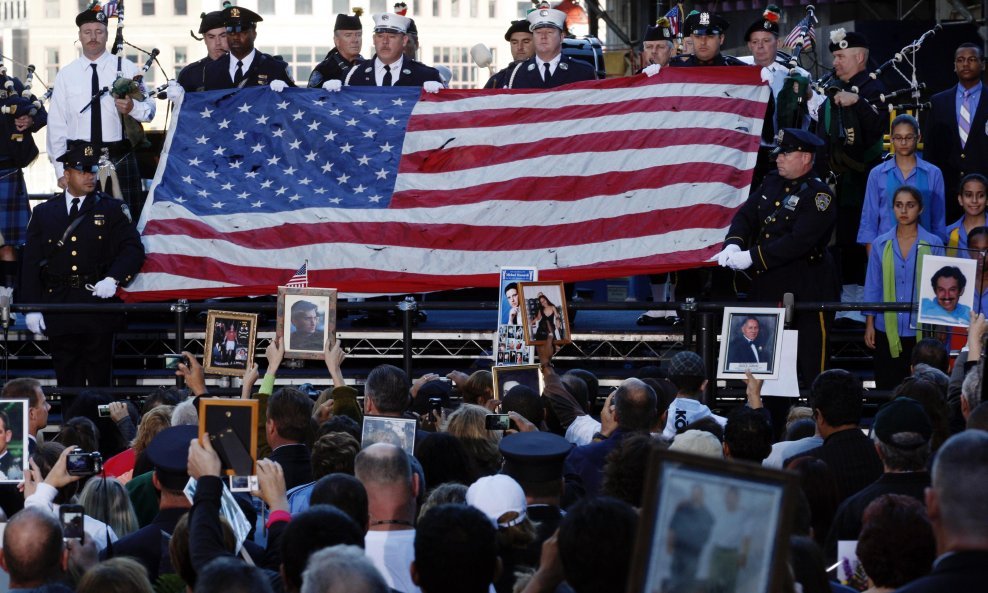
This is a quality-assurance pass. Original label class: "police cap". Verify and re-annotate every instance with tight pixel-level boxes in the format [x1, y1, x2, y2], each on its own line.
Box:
[146, 425, 198, 491]
[373, 12, 411, 34]
[684, 11, 729, 36]
[223, 4, 263, 32]
[772, 128, 824, 155]
[57, 144, 102, 172]
[499, 432, 572, 484]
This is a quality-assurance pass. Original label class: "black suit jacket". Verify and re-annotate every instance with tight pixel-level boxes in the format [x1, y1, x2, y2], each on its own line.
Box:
[925, 84, 988, 208]
[786, 428, 883, 504]
[102, 506, 187, 582]
[726, 336, 765, 365]
[506, 55, 596, 89]
[203, 52, 295, 91]
[895, 550, 988, 593]
[268, 443, 312, 491]
[344, 56, 444, 87]
[19, 192, 145, 336]
[177, 56, 215, 92]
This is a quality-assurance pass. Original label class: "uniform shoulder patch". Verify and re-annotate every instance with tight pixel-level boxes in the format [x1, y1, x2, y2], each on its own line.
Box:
[814, 192, 831, 212]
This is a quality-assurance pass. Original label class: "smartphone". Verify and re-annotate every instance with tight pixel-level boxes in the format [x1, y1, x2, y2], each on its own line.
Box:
[97, 404, 110, 418]
[484, 414, 511, 431]
[59, 504, 85, 540]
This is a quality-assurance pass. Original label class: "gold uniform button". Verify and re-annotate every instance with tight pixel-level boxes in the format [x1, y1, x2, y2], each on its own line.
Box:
[71, 236, 77, 242]
[71, 251, 77, 256]
[775, 201, 780, 207]
[765, 233, 770, 238]
[71, 265, 78, 271]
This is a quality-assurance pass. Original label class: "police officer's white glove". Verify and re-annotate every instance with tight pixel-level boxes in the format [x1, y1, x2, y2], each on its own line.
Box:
[322, 79, 342, 92]
[26, 313, 45, 335]
[92, 277, 118, 299]
[727, 250, 753, 271]
[423, 81, 443, 94]
[643, 64, 661, 77]
[269, 80, 288, 93]
[709, 244, 741, 266]
[166, 80, 185, 104]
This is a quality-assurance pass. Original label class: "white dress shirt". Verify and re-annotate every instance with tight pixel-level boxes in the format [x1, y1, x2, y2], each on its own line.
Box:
[375, 56, 404, 86]
[228, 49, 257, 83]
[46, 50, 156, 179]
[535, 54, 562, 80]
[65, 191, 87, 215]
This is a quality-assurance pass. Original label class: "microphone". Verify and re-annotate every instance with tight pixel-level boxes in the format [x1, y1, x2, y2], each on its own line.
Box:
[0, 288, 10, 330]
[783, 292, 794, 325]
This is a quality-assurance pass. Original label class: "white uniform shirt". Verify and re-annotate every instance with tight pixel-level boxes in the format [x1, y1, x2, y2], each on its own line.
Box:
[46, 50, 156, 179]
[375, 56, 405, 86]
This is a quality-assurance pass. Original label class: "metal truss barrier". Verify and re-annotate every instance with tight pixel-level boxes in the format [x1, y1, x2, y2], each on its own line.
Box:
[1, 298, 913, 406]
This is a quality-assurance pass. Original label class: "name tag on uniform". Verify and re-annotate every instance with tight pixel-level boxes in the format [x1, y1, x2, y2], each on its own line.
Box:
[784, 196, 800, 211]
[93, 214, 105, 226]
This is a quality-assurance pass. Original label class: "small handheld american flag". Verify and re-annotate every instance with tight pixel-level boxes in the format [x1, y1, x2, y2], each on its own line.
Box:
[286, 261, 308, 288]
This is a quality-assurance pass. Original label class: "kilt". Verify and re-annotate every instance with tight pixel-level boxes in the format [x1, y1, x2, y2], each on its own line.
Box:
[0, 166, 29, 247]
[102, 151, 145, 221]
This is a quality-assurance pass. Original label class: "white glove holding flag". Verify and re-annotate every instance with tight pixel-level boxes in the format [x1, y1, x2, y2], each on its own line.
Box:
[92, 277, 118, 299]
[269, 80, 288, 93]
[166, 80, 185, 104]
[26, 313, 45, 334]
[423, 81, 443, 94]
[643, 64, 661, 77]
[708, 244, 740, 267]
[322, 79, 342, 92]
[726, 250, 753, 271]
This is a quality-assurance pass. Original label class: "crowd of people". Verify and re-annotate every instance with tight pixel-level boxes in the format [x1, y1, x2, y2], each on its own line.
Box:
[0, 325, 982, 592]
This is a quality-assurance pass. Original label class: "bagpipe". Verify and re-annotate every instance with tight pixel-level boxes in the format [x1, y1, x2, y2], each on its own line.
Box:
[810, 68, 857, 144]
[868, 24, 940, 113]
[0, 62, 43, 166]
[776, 5, 817, 129]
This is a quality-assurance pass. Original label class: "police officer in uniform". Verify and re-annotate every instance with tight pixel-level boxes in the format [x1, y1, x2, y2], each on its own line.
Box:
[485, 20, 535, 88]
[342, 12, 444, 87]
[505, 8, 596, 89]
[20, 144, 145, 387]
[176, 10, 228, 92]
[670, 11, 747, 67]
[308, 10, 364, 88]
[203, 5, 295, 91]
[713, 129, 837, 387]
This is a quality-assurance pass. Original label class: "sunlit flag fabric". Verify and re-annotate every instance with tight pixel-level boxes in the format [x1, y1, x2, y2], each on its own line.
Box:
[122, 68, 770, 301]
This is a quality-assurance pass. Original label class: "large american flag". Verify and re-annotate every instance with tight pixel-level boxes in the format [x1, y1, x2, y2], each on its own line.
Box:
[123, 68, 769, 301]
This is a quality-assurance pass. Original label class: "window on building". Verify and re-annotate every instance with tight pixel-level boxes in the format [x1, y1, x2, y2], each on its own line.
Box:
[333, 0, 348, 13]
[125, 50, 155, 85]
[470, 0, 477, 18]
[412, 0, 421, 16]
[174, 46, 188, 72]
[295, 0, 312, 14]
[516, 1, 528, 18]
[432, 0, 439, 16]
[450, 0, 459, 17]
[44, 0, 58, 18]
[432, 45, 488, 89]
[488, 0, 495, 18]
[45, 47, 59, 87]
[370, 0, 386, 12]
[258, 0, 275, 14]
[173, 0, 187, 16]
[142, 0, 154, 15]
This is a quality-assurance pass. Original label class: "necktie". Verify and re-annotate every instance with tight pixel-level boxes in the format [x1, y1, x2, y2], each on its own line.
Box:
[234, 60, 245, 85]
[90, 64, 102, 146]
[382, 64, 392, 87]
[543, 62, 552, 83]
[69, 197, 80, 219]
[960, 90, 973, 148]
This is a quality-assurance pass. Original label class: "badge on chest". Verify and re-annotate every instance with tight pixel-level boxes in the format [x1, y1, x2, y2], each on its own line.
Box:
[783, 195, 800, 211]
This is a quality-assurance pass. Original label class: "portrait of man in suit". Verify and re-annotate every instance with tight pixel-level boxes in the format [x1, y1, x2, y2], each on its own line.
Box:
[724, 314, 776, 373]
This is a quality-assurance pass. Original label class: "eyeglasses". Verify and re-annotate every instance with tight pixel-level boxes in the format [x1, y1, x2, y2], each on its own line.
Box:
[891, 135, 917, 143]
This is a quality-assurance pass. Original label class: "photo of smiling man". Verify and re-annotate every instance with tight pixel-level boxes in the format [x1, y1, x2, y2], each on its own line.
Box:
[918, 257, 978, 327]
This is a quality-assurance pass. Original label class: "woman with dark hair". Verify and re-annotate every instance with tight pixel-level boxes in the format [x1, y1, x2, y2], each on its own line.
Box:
[785, 456, 841, 548]
[532, 293, 565, 341]
[856, 494, 935, 592]
[864, 185, 945, 389]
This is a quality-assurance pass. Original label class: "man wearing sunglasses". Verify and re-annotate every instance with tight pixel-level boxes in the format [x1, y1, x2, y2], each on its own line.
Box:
[19, 143, 145, 387]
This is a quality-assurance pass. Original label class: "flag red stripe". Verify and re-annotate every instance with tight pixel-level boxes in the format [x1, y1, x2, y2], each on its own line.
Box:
[141, 203, 735, 251]
[406, 95, 769, 132]
[390, 162, 753, 209]
[399, 127, 755, 174]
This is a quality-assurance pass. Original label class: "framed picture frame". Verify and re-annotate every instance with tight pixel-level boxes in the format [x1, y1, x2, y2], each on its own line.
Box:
[518, 281, 572, 346]
[495, 266, 538, 366]
[0, 400, 28, 483]
[915, 253, 977, 328]
[361, 416, 417, 457]
[277, 286, 338, 359]
[716, 307, 785, 380]
[492, 364, 543, 400]
[203, 310, 258, 377]
[627, 449, 797, 593]
[198, 398, 259, 483]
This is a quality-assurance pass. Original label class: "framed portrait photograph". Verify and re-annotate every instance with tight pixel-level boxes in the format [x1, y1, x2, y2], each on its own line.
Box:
[498, 267, 537, 326]
[277, 286, 338, 359]
[492, 364, 544, 400]
[198, 398, 259, 483]
[716, 307, 785, 380]
[627, 449, 797, 593]
[361, 416, 417, 457]
[203, 310, 258, 377]
[0, 400, 28, 483]
[916, 253, 977, 328]
[518, 281, 572, 346]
